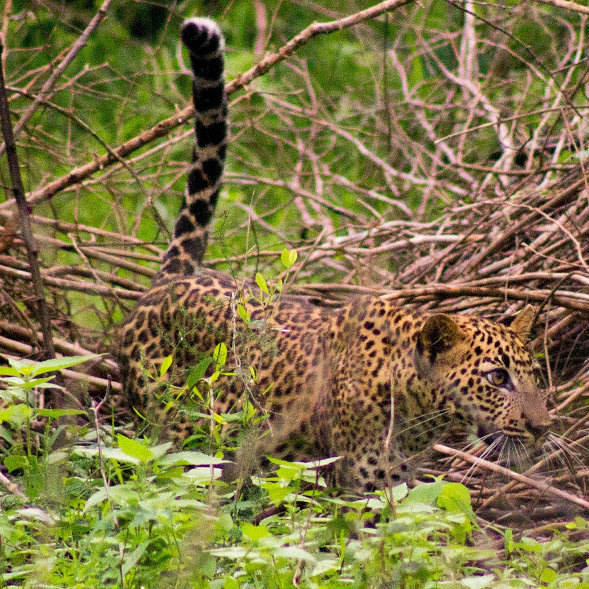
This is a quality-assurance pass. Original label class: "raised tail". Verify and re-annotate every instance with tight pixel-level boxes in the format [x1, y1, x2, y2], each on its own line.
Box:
[158, 18, 227, 280]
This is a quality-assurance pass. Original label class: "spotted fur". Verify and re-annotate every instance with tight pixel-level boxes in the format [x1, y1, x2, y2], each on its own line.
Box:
[119, 18, 551, 491]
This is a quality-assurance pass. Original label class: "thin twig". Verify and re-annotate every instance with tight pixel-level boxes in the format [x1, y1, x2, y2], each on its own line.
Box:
[534, 0, 589, 16]
[0, 0, 113, 156]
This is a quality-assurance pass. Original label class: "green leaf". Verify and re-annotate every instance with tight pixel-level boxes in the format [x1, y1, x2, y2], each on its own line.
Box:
[30, 354, 102, 376]
[380, 482, 408, 504]
[186, 357, 213, 389]
[36, 408, 85, 418]
[0, 366, 19, 376]
[409, 54, 424, 88]
[213, 342, 227, 369]
[255, 272, 270, 294]
[566, 516, 586, 530]
[4, 455, 28, 472]
[273, 545, 316, 563]
[47, 450, 69, 464]
[311, 557, 340, 578]
[504, 528, 514, 553]
[540, 568, 557, 583]
[122, 542, 149, 577]
[210, 411, 227, 425]
[0, 404, 32, 424]
[73, 445, 143, 464]
[406, 480, 445, 505]
[223, 577, 240, 589]
[16, 376, 57, 390]
[237, 303, 250, 323]
[83, 487, 108, 512]
[281, 248, 298, 269]
[197, 553, 217, 579]
[8, 358, 35, 375]
[182, 466, 223, 484]
[262, 481, 294, 506]
[517, 537, 542, 553]
[117, 434, 154, 463]
[242, 522, 271, 541]
[159, 355, 173, 378]
[216, 512, 233, 534]
[209, 546, 247, 559]
[437, 482, 472, 513]
[149, 442, 173, 460]
[159, 451, 226, 467]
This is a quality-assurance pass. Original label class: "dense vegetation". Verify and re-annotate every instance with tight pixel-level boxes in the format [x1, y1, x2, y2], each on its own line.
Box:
[0, 0, 587, 586]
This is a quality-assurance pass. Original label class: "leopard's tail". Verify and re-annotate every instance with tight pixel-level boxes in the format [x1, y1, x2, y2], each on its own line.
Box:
[158, 18, 227, 279]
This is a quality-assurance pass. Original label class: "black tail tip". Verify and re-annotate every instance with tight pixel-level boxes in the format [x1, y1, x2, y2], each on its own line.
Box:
[181, 17, 223, 54]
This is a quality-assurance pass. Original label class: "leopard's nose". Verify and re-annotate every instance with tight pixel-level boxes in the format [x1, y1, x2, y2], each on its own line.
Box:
[522, 398, 551, 434]
[526, 416, 551, 440]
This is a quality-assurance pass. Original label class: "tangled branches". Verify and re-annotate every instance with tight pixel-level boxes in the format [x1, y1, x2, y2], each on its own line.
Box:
[0, 0, 587, 519]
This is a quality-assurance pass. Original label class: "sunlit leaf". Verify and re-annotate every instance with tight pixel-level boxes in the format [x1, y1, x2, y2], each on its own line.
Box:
[280, 248, 297, 269]
[242, 522, 271, 541]
[255, 272, 269, 294]
[159, 355, 173, 378]
[31, 354, 102, 376]
[117, 434, 154, 463]
[37, 408, 85, 418]
[213, 342, 227, 368]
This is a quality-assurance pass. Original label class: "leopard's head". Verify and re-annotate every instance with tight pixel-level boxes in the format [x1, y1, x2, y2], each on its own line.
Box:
[414, 305, 551, 453]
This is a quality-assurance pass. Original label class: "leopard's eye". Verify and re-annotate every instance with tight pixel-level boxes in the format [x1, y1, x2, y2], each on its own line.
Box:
[485, 368, 511, 388]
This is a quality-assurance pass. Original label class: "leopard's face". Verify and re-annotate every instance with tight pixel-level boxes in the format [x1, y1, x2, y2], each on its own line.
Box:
[414, 309, 551, 452]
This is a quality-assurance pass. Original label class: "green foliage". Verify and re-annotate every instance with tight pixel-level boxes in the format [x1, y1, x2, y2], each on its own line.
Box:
[0, 357, 588, 586]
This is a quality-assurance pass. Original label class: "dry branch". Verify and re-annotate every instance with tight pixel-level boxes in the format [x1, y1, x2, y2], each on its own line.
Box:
[0, 40, 55, 361]
[433, 443, 589, 511]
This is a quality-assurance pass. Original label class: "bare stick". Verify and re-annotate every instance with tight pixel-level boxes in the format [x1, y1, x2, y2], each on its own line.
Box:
[533, 0, 589, 15]
[0, 39, 56, 360]
[433, 443, 589, 510]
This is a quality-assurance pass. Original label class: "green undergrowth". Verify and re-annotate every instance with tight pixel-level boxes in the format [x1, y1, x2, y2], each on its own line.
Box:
[0, 357, 588, 588]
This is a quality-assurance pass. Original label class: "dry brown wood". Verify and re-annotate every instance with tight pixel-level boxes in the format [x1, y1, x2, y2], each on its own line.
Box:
[433, 443, 589, 511]
[0, 39, 56, 364]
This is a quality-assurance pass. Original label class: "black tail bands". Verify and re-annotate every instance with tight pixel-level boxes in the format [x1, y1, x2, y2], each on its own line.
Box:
[158, 18, 227, 280]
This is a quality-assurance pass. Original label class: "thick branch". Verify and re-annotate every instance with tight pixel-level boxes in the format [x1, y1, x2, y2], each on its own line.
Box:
[0, 40, 56, 360]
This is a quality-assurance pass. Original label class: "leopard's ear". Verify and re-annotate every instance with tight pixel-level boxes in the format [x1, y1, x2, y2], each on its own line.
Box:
[509, 304, 536, 343]
[417, 314, 465, 362]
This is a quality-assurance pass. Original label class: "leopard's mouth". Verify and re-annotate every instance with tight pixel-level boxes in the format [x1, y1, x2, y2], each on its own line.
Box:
[476, 425, 538, 448]
[472, 426, 548, 469]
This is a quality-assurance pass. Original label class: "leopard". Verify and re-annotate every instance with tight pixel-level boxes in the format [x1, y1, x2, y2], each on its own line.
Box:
[118, 17, 552, 491]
